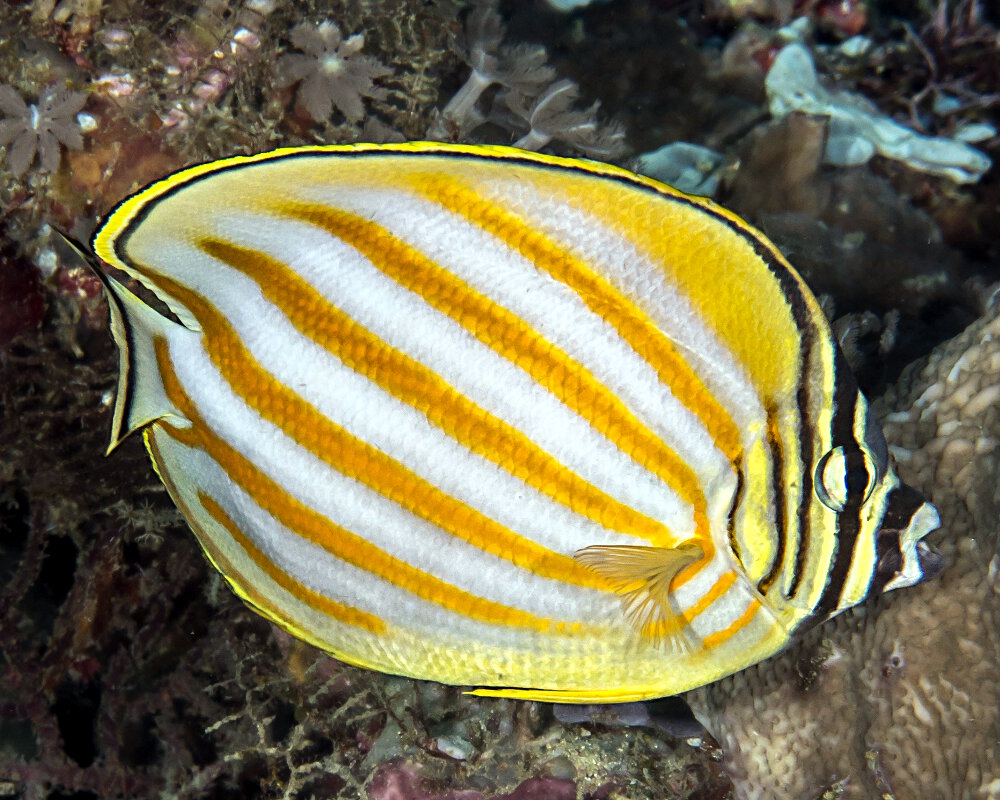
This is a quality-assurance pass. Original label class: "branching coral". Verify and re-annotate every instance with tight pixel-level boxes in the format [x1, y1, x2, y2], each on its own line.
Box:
[274, 20, 393, 123]
[0, 85, 87, 177]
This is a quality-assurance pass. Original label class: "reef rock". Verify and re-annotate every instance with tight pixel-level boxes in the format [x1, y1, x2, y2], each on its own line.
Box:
[689, 297, 1000, 798]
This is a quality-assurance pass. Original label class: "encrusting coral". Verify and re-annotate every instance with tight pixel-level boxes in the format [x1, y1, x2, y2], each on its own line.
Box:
[274, 20, 393, 124]
[0, 85, 87, 177]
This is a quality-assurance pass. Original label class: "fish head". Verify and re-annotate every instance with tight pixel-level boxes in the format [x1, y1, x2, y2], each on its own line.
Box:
[811, 383, 942, 614]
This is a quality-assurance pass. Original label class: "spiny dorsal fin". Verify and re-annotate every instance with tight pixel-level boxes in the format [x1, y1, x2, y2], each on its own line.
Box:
[100, 273, 193, 453]
[575, 542, 703, 646]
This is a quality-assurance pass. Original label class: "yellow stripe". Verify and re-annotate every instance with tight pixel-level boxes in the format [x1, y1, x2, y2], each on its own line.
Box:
[200, 492, 387, 634]
[146, 430, 386, 641]
[680, 570, 738, 624]
[270, 200, 708, 561]
[411, 176, 744, 466]
[197, 236, 672, 546]
[153, 339, 577, 633]
[144, 275, 608, 592]
[702, 599, 761, 648]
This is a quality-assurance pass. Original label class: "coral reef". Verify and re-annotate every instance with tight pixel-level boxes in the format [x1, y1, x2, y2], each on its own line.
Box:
[688, 291, 1000, 799]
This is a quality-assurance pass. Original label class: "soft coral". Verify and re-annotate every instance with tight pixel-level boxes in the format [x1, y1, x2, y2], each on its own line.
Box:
[432, 3, 554, 136]
[502, 79, 625, 159]
[0, 85, 87, 177]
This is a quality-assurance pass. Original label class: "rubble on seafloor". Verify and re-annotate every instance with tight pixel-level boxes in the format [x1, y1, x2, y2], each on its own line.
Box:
[1, 0, 1000, 798]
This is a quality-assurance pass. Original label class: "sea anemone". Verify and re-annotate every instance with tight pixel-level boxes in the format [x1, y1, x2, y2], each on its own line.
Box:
[274, 20, 393, 123]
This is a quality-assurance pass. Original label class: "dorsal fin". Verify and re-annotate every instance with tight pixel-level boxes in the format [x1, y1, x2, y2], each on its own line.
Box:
[575, 543, 703, 645]
[100, 272, 192, 453]
[56, 230, 191, 454]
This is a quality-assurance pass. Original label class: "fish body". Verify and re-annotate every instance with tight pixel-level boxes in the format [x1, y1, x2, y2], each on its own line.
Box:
[92, 143, 940, 702]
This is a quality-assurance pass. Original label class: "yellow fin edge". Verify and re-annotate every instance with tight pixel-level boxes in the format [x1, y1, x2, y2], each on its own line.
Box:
[466, 686, 669, 703]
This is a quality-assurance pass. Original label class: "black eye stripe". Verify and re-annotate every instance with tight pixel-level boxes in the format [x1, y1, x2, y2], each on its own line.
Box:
[815, 446, 875, 512]
[880, 484, 926, 531]
[863, 404, 889, 478]
[843, 449, 872, 502]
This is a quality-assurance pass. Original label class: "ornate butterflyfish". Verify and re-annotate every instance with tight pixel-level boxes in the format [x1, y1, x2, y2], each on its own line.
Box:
[91, 142, 942, 702]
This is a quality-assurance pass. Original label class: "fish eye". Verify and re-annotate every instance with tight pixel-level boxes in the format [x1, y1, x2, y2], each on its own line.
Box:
[814, 445, 878, 512]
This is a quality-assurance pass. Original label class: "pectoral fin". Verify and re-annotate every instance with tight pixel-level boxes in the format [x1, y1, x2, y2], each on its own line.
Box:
[575, 542, 703, 644]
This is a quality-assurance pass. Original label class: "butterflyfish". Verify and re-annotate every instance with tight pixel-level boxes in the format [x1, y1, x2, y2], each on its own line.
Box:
[90, 142, 942, 702]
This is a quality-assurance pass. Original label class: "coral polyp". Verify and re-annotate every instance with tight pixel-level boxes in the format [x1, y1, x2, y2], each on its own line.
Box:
[275, 20, 393, 124]
[0, 85, 87, 176]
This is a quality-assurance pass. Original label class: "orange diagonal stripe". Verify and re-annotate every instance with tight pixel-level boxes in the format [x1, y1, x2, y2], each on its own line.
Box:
[144, 274, 608, 591]
[415, 175, 743, 469]
[153, 339, 579, 632]
[702, 599, 761, 648]
[680, 570, 738, 625]
[197, 236, 673, 546]
[271, 201, 711, 563]
[201, 491, 388, 634]
[146, 430, 387, 637]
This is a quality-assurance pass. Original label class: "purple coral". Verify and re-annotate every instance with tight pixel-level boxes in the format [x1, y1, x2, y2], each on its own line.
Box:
[275, 20, 392, 123]
[0, 85, 87, 177]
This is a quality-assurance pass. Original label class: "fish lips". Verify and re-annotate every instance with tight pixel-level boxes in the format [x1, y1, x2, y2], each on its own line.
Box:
[915, 539, 946, 581]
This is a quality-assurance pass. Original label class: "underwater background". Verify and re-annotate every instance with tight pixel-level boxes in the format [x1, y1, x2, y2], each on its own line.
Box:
[0, 0, 998, 797]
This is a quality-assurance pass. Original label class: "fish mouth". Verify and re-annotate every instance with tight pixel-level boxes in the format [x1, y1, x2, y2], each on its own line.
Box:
[881, 499, 943, 591]
[916, 540, 946, 581]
